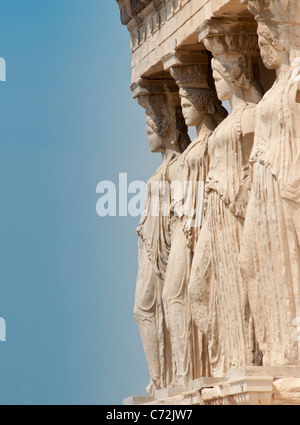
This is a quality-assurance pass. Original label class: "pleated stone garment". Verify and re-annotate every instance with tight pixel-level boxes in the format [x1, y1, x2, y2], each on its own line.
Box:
[135, 153, 180, 393]
[162, 132, 211, 386]
[240, 67, 300, 366]
[189, 106, 261, 377]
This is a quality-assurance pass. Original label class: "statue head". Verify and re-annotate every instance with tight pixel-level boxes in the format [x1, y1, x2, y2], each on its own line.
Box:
[248, 0, 300, 69]
[204, 31, 263, 103]
[169, 63, 228, 127]
[135, 83, 191, 154]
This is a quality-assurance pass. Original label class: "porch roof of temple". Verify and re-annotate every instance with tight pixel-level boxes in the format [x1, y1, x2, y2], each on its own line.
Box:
[116, 0, 254, 83]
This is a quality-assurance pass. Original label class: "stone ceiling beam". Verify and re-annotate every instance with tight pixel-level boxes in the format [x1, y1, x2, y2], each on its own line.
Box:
[116, 0, 253, 86]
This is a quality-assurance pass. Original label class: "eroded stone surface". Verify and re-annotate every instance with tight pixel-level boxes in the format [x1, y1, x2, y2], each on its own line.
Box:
[272, 379, 300, 405]
[117, 0, 300, 404]
[123, 369, 300, 405]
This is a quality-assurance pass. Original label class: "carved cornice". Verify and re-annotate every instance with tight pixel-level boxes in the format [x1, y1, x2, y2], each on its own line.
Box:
[163, 49, 213, 89]
[248, 0, 300, 25]
[115, 1, 254, 83]
[163, 50, 209, 70]
[131, 75, 179, 99]
[198, 17, 258, 43]
[198, 16, 259, 56]
[116, 0, 163, 25]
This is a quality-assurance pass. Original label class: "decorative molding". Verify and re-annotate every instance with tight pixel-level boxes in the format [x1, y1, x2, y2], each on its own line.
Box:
[123, 368, 300, 405]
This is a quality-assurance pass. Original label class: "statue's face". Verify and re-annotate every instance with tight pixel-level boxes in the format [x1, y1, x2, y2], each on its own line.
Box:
[212, 62, 232, 101]
[146, 123, 164, 153]
[257, 22, 282, 69]
[180, 96, 203, 127]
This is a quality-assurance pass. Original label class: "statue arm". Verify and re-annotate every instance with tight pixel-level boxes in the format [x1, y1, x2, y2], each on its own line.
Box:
[233, 107, 256, 219]
[241, 107, 256, 165]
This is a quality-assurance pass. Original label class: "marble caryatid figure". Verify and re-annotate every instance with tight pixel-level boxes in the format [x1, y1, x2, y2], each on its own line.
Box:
[162, 57, 228, 387]
[240, 0, 300, 366]
[132, 78, 190, 396]
[188, 22, 264, 377]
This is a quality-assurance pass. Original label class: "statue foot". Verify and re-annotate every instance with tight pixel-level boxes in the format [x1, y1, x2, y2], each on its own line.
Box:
[146, 380, 156, 397]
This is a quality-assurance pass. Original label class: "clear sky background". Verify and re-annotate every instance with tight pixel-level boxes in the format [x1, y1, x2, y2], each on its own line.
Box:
[0, 0, 163, 405]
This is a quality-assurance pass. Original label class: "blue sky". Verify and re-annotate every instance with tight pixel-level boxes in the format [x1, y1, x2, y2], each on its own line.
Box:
[0, 0, 162, 405]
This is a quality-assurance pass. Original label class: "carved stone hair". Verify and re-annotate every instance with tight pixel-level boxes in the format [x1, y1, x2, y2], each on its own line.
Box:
[169, 62, 227, 124]
[205, 33, 263, 96]
[139, 94, 170, 137]
[174, 106, 191, 152]
[179, 87, 228, 124]
[138, 92, 190, 153]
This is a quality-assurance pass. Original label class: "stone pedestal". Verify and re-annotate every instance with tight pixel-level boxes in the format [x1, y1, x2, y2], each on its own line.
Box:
[123, 367, 300, 405]
[123, 396, 155, 405]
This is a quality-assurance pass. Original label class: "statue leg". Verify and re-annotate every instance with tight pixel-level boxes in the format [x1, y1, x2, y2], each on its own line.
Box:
[134, 240, 164, 394]
[188, 217, 212, 336]
[241, 165, 300, 364]
[163, 227, 192, 387]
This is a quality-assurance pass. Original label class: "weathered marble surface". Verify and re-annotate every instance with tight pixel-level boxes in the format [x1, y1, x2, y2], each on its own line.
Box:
[162, 53, 227, 387]
[240, 0, 300, 368]
[116, 0, 300, 404]
[133, 78, 190, 396]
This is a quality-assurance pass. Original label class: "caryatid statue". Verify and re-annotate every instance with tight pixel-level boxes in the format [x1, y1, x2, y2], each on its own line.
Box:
[240, 0, 300, 366]
[162, 51, 228, 387]
[188, 20, 264, 377]
[132, 77, 191, 396]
